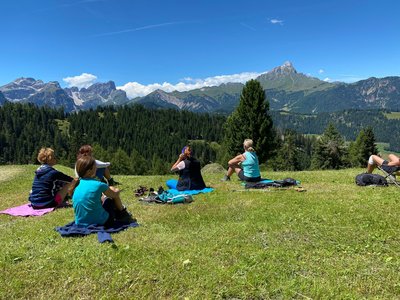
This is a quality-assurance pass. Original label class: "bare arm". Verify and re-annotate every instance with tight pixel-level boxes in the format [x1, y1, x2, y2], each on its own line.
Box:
[388, 154, 400, 166]
[171, 154, 185, 171]
[103, 186, 120, 199]
[228, 153, 246, 166]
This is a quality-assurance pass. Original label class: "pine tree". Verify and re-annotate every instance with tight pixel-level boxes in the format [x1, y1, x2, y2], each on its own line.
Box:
[223, 79, 274, 162]
[130, 149, 147, 175]
[349, 127, 378, 167]
[271, 130, 300, 171]
[311, 123, 348, 170]
[111, 148, 131, 175]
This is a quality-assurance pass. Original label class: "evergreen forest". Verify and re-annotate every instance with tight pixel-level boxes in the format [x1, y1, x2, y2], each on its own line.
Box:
[1, 99, 399, 174]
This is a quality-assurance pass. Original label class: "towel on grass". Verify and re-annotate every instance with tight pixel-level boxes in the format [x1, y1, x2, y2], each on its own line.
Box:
[166, 179, 214, 195]
[55, 221, 139, 243]
[0, 203, 55, 217]
[167, 187, 214, 195]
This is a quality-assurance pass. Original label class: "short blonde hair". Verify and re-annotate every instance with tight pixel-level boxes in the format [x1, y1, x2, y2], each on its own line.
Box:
[243, 139, 255, 152]
[37, 147, 55, 164]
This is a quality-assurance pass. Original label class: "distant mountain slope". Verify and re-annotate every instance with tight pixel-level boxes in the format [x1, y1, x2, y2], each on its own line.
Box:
[65, 81, 129, 109]
[0, 91, 6, 105]
[133, 62, 400, 114]
[1, 63, 399, 113]
[0, 78, 129, 111]
[0, 78, 75, 111]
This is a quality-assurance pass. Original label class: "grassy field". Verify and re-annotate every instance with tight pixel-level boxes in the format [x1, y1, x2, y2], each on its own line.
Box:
[384, 112, 400, 120]
[1, 165, 400, 299]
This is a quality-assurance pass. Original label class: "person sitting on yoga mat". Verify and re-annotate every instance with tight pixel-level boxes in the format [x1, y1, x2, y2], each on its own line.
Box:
[29, 147, 73, 209]
[221, 139, 261, 182]
[366, 153, 400, 174]
[76, 144, 119, 186]
[69, 156, 135, 226]
[169, 145, 206, 191]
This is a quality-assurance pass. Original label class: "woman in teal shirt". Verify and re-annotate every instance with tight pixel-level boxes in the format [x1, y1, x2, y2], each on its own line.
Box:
[222, 139, 261, 182]
[69, 156, 134, 227]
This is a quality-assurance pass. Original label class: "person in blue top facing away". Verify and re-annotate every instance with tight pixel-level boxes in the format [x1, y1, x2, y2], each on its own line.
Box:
[221, 139, 261, 182]
[69, 155, 135, 227]
[29, 147, 73, 209]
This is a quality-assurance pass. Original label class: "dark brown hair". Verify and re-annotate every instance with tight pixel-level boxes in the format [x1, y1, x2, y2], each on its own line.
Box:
[77, 144, 93, 159]
[69, 156, 96, 197]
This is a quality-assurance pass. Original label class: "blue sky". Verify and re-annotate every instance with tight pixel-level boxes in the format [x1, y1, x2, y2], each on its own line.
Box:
[1, 0, 399, 98]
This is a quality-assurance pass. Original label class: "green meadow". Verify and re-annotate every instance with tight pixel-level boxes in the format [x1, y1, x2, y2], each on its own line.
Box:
[1, 165, 400, 299]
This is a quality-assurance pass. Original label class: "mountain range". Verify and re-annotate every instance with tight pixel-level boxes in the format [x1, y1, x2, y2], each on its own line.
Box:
[1, 62, 399, 114]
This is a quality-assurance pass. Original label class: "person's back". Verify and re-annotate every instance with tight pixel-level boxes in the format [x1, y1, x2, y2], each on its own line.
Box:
[177, 157, 206, 191]
[29, 148, 73, 208]
[241, 151, 261, 178]
[73, 178, 109, 226]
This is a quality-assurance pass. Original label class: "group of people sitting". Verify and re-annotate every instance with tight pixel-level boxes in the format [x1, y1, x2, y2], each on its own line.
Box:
[28, 138, 400, 228]
[29, 145, 134, 227]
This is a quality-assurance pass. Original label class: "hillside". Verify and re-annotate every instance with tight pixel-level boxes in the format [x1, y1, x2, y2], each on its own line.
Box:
[1, 62, 399, 114]
[1, 165, 400, 298]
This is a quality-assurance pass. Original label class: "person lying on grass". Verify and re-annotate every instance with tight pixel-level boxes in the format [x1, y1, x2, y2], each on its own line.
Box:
[29, 147, 73, 209]
[367, 153, 400, 174]
[69, 155, 135, 227]
[169, 145, 206, 191]
[76, 144, 119, 186]
[221, 139, 261, 182]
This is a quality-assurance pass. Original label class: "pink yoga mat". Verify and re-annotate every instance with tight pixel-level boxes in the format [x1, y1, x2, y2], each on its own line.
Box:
[0, 203, 55, 217]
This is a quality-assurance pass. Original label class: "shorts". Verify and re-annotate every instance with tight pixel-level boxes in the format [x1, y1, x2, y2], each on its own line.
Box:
[102, 197, 116, 227]
[31, 194, 63, 209]
[381, 161, 400, 174]
[96, 167, 106, 180]
[238, 170, 261, 182]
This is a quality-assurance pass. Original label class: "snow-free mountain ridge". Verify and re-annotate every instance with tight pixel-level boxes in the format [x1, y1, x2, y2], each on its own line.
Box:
[1, 62, 399, 113]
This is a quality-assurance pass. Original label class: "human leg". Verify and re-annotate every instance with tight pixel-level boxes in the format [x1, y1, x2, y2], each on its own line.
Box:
[224, 163, 242, 179]
[102, 193, 135, 224]
[54, 182, 73, 206]
[367, 155, 384, 173]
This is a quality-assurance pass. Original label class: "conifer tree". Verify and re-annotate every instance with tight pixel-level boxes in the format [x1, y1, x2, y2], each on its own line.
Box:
[112, 148, 131, 175]
[349, 127, 377, 167]
[271, 130, 300, 171]
[223, 79, 274, 162]
[130, 149, 147, 175]
[311, 123, 348, 169]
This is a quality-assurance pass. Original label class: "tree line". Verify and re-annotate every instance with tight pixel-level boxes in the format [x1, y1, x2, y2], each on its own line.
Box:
[0, 80, 391, 174]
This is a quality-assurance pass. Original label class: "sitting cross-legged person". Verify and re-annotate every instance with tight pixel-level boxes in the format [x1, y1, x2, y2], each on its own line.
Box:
[29, 147, 73, 209]
[169, 145, 206, 191]
[70, 155, 135, 227]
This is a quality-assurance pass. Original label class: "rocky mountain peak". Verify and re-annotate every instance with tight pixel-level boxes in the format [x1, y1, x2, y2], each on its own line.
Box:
[84, 81, 116, 97]
[268, 61, 297, 76]
[14, 77, 41, 86]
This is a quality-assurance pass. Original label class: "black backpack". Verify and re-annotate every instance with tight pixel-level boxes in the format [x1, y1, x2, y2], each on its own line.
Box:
[355, 173, 388, 186]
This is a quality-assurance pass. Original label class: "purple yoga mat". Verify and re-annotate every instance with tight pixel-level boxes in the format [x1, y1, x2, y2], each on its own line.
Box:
[0, 203, 54, 217]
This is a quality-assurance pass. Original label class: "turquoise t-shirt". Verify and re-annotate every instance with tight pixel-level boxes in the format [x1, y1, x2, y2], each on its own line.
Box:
[242, 151, 261, 178]
[73, 178, 109, 226]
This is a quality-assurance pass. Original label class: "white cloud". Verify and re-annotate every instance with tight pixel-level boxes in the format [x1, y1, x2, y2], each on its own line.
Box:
[270, 19, 284, 25]
[323, 77, 331, 82]
[63, 73, 97, 89]
[319, 69, 325, 74]
[118, 71, 264, 99]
